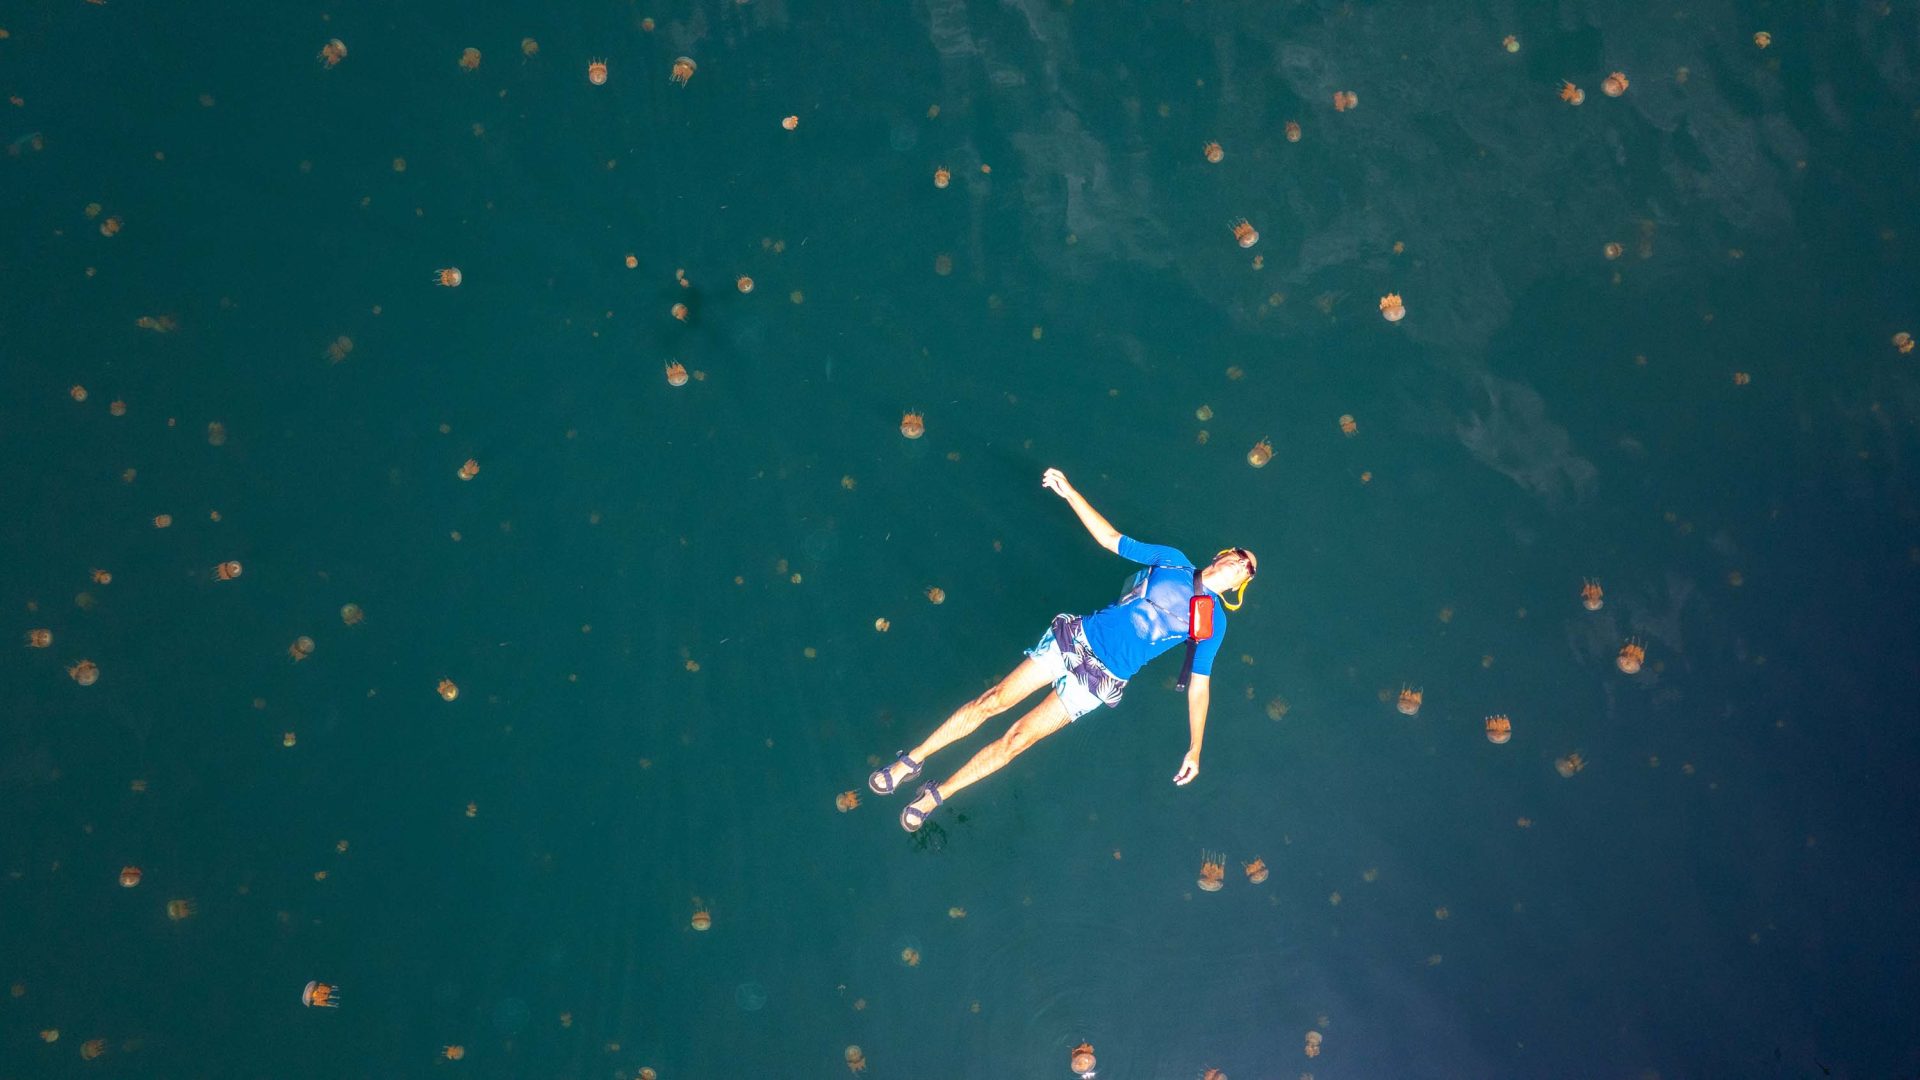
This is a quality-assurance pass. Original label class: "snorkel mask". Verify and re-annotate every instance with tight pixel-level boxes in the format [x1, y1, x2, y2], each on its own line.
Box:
[1212, 548, 1255, 611]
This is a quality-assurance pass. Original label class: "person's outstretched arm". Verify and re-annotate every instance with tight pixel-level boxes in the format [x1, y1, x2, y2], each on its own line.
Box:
[1041, 468, 1121, 553]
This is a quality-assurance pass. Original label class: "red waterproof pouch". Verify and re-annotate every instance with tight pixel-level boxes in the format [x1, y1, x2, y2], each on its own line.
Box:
[1188, 594, 1214, 641]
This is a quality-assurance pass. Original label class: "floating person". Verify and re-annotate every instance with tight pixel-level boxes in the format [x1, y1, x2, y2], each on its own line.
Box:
[871, 468, 1255, 831]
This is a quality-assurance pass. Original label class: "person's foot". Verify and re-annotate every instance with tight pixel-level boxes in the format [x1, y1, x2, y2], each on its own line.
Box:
[899, 783, 943, 832]
[869, 751, 923, 795]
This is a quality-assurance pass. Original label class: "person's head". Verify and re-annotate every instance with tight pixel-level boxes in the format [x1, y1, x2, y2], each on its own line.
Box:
[1201, 547, 1257, 609]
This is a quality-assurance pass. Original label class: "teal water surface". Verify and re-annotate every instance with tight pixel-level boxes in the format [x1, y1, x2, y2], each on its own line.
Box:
[4, 2, 1919, 1077]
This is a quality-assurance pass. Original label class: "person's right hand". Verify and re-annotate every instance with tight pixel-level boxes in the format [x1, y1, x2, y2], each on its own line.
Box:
[1041, 468, 1073, 498]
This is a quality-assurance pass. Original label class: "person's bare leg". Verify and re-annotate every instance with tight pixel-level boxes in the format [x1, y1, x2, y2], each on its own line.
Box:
[875, 654, 1055, 791]
[904, 692, 1073, 821]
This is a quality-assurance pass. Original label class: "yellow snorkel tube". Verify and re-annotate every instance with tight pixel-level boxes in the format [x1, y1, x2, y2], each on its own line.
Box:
[1213, 548, 1253, 611]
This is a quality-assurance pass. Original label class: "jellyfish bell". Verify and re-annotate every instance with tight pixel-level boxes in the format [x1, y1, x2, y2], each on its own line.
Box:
[844, 1045, 867, 1072]
[459, 48, 481, 71]
[899, 411, 925, 439]
[26, 628, 51, 648]
[933, 166, 951, 189]
[1396, 686, 1422, 715]
[1602, 71, 1628, 97]
[437, 678, 459, 702]
[1246, 438, 1273, 468]
[1379, 293, 1406, 322]
[1284, 120, 1301, 142]
[690, 907, 712, 931]
[1202, 142, 1223, 163]
[1485, 714, 1513, 744]
[340, 603, 364, 626]
[587, 59, 608, 85]
[70, 659, 100, 686]
[835, 790, 860, 812]
[318, 39, 347, 67]
[1616, 639, 1645, 674]
[1230, 218, 1259, 248]
[1070, 1042, 1097, 1076]
[118, 865, 141, 887]
[665, 362, 689, 387]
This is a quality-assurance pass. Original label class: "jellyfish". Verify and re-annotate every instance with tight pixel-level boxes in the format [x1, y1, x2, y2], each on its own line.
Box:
[1197, 850, 1226, 892]
[1246, 438, 1273, 468]
[844, 1045, 867, 1073]
[691, 904, 712, 931]
[1070, 1042, 1096, 1077]
[444, 1046, 465, 1060]
[1339, 414, 1358, 436]
[26, 629, 50, 648]
[1604, 242, 1623, 260]
[587, 59, 608, 85]
[1333, 90, 1357, 111]
[835, 791, 860, 812]
[282, 731, 297, 747]
[318, 39, 347, 68]
[736, 275, 754, 294]
[925, 586, 946, 605]
[1554, 752, 1586, 778]
[1284, 120, 1301, 142]
[1243, 857, 1269, 884]
[1617, 638, 1645, 674]
[118, 865, 140, 887]
[70, 659, 100, 686]
[100, 216, 122, 237]
[933, 166, 951, 188]
[340, 603, 364, 626]
[1893, 332, 1914, 355]
[1230, 218, 1259, 248]
[873, 617, 890, 632]
[1733, 371, 1751, 385]
[459, 48, 481, 71]
[1485, 714, 1513, 744]
[301, 980, 339, 1007]
[900, 410, 925, 439]
[1202, 141, 1223, 163]
[781, 115, 799, 130]
[1201, 1069, 1227, 1080]
[899, 946, 921, 966]
[661, 360, 692, 387]
[521, 38, 538, 57]
[1379, 293, 1406, 322]
[1502, 35, 1519, 52]
[1602, 71, 1628, 97]
[671, 302, 688, 322]
[289, 636, 315, 662]
[670, 56, 697, 85]
[1305, 1030, 1323, 1057]
[437, 679, 459, 702]
[1559, 81, 1585, 105]
[81, 1039, 107, 1060]
[1581, 579, 1604, 610]
[1754, 31, 1771, 48]
[1396, 686, 1422, 715]
[457, 458, 479, 481]
[110, 399, 127, 415]
[166, 898, 196, 921]
[436, 267, 462, 288]
[1196, 405, 1214, 421]
[153, 514, 173, 529]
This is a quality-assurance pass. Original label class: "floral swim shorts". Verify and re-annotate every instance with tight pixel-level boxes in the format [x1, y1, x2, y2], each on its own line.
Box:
[1025, 613, 1128, 721]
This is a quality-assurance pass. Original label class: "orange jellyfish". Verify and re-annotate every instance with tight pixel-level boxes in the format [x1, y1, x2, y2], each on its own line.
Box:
[836, 790, 859, 812]
[1502, 34, 1520, 52]
[671, 302, 689, 322]
[1202, 141, 1223, 163]
[458, 48, 481, 71]
[70, 384, 88, 402]
[1893, 332, 1914, 354]
[81, 1039, 107, 1060]
[1333, 90, 1357, 111]
[899, 946, 921, 966]
[781, 115, 799, 130]
[670, 56, 697, 85]
[1247, 438, 1273, 468]
[933, 166, 952, 189]
[1243, 857, 1269, 884]
[1339, 414, 1358, 436]
[925, 586, 946, 605]
[872, 617, 890, 632]
[118, 865, 141, 887]
[341, 603, 364, 626]
[1485, 714, 1513, 744]
[1602, 71, 1628, 97]
[1554, 752, 1586, 778]
[1617, 638, 1645, 674]
[1197, 850, 1226, 892]
[1230, 218, 1259, 248]
[153, 514, 173, 529]
[690, 904, 712, 931]
[457, 458, 480, 481]
[1379, 292, 1406, 322]
[318, 39, 348, 68]
[1733, 371, 1751, 386]
[100, 216, 122, 237]
[736, 275, 754, 294]
[1070, 1042, 1096, 1076]
[1754, 31, 1771, 48]
[1604, 241, 1624, 260]
[521, 38, 539, 58]
[70, 659, 100, 686]
[844, 1045, 867, 1073]
[213, 560, 242, 581]
[437, 267, 462, 287]
[165, 898, 196, 921]
[900, 410, 925, 439]
[1305, 1030, 1324, 1057]
[282, 731, 297, 747]
[665, 361, 689, 387]
[110, 399, 127, 416]
[288, 636, 315, 662]
[437, 678, 459, 702]
[587, 59, 608, 85]
[1201, 1069, 1227, 1080]
[1284, 120, 1301, 142]
[1559, 81, 1585, 105]
[26, 629, 51, 648]
[444, 1046, 466, 1061]
[1581, 578, 1604, 611]
[301, 980, 339, 1007]
[1396, 686, 1422, 715]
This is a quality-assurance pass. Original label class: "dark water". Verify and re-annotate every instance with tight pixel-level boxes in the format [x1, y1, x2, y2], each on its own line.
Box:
[4, 1, 1919, 1077]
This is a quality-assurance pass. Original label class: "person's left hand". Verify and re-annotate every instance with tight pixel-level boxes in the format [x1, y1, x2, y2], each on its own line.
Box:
[1172, 753, 1200, 786]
